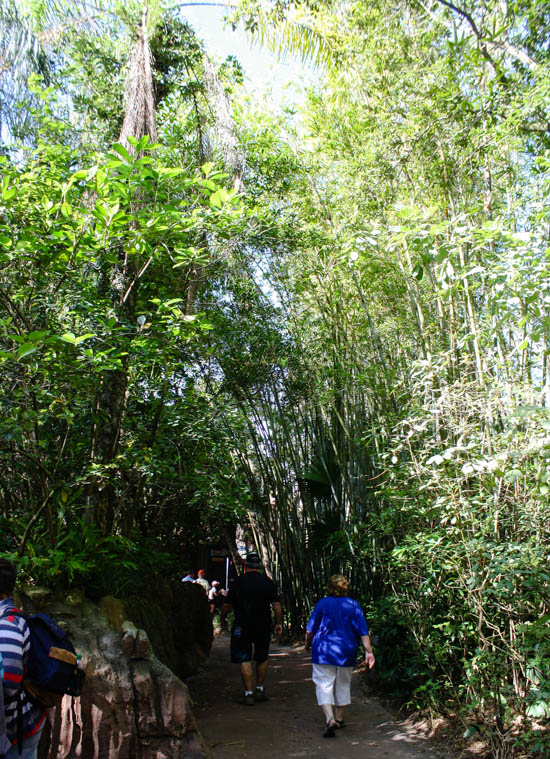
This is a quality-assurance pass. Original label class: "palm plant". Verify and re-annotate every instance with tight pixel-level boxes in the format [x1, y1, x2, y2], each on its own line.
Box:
[0, 0, 51, 138]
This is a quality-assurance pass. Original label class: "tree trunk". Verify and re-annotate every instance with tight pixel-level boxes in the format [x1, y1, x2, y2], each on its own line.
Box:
[88, 8, 157, 534]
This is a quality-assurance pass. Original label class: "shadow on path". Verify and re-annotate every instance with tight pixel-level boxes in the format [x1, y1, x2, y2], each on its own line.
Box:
[189, 634, 446, 759]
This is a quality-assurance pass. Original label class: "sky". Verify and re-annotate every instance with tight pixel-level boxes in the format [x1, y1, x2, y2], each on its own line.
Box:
[179, 4, 317, 106]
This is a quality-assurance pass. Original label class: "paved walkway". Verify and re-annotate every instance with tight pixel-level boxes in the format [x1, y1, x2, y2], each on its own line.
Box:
[189, 634, 445, 759]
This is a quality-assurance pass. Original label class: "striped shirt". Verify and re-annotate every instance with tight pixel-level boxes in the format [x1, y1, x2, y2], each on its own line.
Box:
[0, 598, 45, 744]
[0, 651, 12, 754]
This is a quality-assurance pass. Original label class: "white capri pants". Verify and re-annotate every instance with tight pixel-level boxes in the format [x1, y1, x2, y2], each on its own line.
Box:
[312, 663, 353, 706]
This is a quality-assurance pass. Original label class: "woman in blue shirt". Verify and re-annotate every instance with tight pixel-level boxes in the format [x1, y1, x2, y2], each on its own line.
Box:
[305, 574, 375, 737]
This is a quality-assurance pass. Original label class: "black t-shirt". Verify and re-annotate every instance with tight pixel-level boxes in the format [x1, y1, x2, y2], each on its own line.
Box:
[227, 571, 280, 630]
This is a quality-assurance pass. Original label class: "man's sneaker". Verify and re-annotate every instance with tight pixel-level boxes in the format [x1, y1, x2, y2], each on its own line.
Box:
[254, 688, 268, 702]
[239, 693, 255, 706]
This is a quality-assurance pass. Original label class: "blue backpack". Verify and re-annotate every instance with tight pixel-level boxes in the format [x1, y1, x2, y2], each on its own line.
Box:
[4, 608, 85, 708]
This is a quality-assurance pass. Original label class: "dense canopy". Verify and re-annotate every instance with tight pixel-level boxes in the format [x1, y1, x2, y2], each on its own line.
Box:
[0, 0, 549, 755]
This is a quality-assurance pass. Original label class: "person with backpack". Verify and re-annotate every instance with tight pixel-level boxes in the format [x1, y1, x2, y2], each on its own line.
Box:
[0, 558, 46, 759]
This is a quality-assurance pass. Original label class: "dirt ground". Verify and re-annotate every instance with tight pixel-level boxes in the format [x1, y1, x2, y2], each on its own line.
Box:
[189, 634, 447, 759]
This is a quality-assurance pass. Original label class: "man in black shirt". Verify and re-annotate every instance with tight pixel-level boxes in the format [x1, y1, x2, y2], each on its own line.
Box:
[224, 552, 282, 705]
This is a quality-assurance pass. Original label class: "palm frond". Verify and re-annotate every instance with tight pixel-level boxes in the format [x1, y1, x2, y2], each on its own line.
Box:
[0, 0, 50, 137]
[248, 7, 335, 71]
[18, 0, 109, 33]
[0, 0, 121, 139]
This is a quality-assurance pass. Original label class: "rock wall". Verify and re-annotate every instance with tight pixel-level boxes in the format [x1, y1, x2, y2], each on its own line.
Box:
[18, 586, 212, 759]
[123, 580, 213, 680]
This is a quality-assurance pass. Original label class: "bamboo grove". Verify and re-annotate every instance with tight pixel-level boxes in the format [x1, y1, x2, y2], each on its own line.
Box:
[0, 0, 549, 756]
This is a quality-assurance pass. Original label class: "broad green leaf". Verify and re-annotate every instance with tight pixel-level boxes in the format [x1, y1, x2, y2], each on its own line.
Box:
[27, 331, 50, 342]
[111, 143, 132, 163]
[74, 333, 96, 345]
[526, 701, 550, 718]
[209, 190, 224, 208]
[17, 344, 37, 359]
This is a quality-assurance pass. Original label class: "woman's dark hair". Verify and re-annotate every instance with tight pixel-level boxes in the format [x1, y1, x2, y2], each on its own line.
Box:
[0, 558, 17, 595]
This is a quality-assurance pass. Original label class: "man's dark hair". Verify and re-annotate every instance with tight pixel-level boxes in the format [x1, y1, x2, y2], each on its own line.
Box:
[0, 558, 16, 595]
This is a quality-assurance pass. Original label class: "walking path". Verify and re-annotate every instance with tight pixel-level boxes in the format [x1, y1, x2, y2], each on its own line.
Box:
[189, 634, 445, 759]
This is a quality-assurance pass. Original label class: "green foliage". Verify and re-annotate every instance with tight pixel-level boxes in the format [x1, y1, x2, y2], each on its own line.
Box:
[0, 517, 136, 590]
[0, 79, 246, 577]
[221, 1, 550, 754]
[2, 3, 550, 756]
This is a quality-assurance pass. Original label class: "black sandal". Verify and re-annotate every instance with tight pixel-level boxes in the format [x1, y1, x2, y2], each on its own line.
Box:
[334, 719, 346, 729]
[323, 720, 337, 738]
